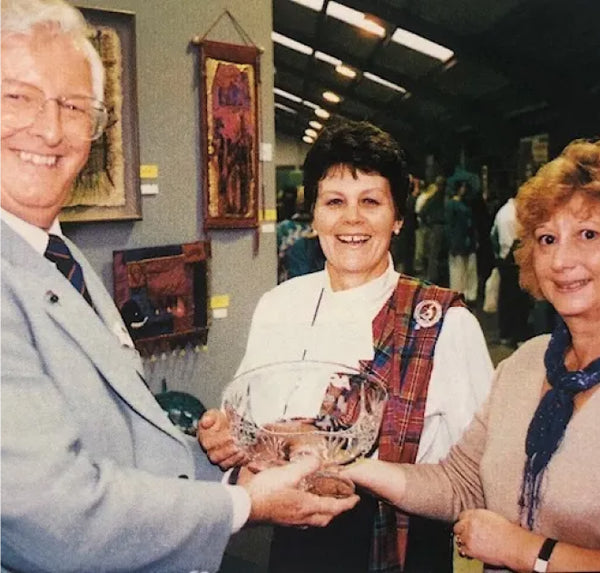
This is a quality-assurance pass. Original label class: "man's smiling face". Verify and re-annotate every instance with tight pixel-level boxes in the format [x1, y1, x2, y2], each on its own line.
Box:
[1, 25, 93, 228]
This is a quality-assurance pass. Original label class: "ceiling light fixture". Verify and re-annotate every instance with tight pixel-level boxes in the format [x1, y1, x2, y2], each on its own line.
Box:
[303, 135, 315, 144]
[305, 128, 318, 138]
[271, 31, 313, 56]
[323, 91, 341, 103]
[391, 27, 454, 62]
[274, 87, 302, 103]
[314, 51, 342, 66]
[309, 120, 323, 130]
[302, 99, 319, 109]
[289, 0, 324, 12]
[335, 64, 356, 79]
[363, 71, 406, 93]
[315, 108, 330, 119]
[275, 102, 298, 114]
[326, 1, 385, 37]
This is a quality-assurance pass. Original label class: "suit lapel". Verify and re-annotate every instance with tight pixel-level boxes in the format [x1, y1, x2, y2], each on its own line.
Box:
[2, 222, 185, 442]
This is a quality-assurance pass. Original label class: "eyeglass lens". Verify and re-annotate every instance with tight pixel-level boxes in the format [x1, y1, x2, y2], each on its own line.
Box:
[1, 80, 107, 140]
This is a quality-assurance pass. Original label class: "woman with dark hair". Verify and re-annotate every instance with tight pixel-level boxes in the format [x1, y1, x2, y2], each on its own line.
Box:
[200, 119, 493, 572]
[343, 138, 600, 572]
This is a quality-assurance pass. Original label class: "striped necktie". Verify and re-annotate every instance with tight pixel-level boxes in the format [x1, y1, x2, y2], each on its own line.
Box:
[44, 234, 93, 307]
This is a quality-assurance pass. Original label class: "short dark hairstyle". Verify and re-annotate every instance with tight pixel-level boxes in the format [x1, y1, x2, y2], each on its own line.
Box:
[302, 119, 409, 217]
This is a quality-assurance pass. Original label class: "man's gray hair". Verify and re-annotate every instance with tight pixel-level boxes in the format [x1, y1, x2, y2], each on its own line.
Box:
[1, 0, 105, 101]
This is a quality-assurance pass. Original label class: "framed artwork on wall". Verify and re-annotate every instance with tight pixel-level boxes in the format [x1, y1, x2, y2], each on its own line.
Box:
[113, 241, 210, 357]
[61, 7, 141, 224]
[199, 40, 260, 229]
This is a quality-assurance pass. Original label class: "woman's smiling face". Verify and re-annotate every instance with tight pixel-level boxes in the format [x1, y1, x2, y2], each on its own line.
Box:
[533, 193, 600, 325]
[312, 165, 402, 292]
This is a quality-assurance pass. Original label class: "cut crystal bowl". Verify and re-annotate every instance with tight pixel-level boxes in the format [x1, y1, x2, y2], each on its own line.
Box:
[222, 360, 387, 496]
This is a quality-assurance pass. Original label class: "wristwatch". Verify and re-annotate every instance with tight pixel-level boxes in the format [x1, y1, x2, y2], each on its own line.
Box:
[533, 538, 557, 573]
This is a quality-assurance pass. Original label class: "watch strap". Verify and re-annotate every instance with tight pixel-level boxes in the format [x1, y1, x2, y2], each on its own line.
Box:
[533, 538, 557, 573]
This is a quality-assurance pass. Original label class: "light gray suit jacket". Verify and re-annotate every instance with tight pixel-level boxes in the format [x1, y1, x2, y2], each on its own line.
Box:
[1, 221, 232, 572]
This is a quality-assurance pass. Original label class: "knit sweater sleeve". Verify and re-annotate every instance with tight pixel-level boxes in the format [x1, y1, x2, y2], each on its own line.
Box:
[398, 359, 509, 521]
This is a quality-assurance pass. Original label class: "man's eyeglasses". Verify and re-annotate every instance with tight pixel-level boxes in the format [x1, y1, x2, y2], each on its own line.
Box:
[1, 80, 108, 141]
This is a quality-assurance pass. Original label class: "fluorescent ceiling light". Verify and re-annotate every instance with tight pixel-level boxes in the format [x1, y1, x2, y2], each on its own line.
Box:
[274, 88, 320, 110]
[275, 102, 298, 114]
[314, 51, 356, 78]
[272, 31, 313, 56]
[274, 87, 302, 103]
[303, 135, 315, 144]
[309, 120, 323, 130]
[336, 64, 356, 78]
[302, 99, 319, 109]
[323, 90, 341, 103]
[305, 128, 318, 138]
[326, 1, 385, 37]
[315, 108, 330, 119]
[391, 27, 454, 62]
[314, 51, 341, 66]
[289, 0, 324, 11]
[363, 71, 406, 93]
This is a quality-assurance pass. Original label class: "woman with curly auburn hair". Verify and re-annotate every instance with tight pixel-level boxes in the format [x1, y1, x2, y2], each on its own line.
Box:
[515, 139, 600, 298]
[343, 138, 600, 572]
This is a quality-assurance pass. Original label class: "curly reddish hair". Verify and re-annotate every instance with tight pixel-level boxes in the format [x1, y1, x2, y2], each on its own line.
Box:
[515, 139, 600, 299]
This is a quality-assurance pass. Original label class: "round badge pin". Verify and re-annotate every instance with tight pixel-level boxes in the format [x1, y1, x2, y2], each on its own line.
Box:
[413, 300, 443, 329]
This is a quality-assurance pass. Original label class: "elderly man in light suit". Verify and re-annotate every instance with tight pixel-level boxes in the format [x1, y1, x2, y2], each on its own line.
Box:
[0, 1, 358, 571]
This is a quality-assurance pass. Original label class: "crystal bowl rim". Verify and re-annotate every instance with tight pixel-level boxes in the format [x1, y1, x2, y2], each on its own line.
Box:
[228, 358, 388, 394]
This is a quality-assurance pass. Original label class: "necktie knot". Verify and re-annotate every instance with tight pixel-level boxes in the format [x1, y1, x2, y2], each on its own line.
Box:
[45, 234, 93, 306]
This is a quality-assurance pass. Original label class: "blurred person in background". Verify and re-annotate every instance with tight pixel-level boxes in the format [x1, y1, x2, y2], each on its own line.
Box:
[446, 180, 478, 306]
[491, 189, 532, 347]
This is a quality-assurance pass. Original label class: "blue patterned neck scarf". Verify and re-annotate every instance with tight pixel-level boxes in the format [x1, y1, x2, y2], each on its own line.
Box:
[519, 318, 600, 528]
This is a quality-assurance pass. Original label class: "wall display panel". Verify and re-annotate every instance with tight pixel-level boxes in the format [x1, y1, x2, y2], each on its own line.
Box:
[61, 7, 141, 223]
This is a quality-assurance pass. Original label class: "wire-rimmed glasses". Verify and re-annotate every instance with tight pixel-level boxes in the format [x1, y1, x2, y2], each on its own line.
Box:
[1, 79, 108, 141]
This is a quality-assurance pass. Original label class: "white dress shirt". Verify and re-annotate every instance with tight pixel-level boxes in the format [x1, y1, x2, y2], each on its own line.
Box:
[492, 198, 517, 259]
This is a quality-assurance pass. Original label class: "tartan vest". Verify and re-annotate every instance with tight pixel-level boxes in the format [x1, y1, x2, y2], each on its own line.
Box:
[368, 276, 465, 572]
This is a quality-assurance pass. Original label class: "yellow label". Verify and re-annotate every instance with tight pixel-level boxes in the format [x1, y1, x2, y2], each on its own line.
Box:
[210, 294, 230, 309]
[259, 208, 277, 222]
[140, 164, 159, 179]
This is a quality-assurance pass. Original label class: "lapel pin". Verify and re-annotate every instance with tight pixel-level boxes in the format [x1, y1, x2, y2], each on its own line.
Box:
[46, 290, 59, 304]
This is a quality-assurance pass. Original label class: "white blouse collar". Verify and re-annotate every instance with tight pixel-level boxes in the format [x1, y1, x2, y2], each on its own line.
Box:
[322, 254, 399, 317]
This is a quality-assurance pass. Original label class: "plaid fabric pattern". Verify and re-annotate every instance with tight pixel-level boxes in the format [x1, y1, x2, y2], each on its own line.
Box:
[368, 276, 464, 572]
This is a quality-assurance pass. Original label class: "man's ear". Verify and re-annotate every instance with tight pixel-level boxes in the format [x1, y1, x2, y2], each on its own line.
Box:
[393, 219, 403, 235]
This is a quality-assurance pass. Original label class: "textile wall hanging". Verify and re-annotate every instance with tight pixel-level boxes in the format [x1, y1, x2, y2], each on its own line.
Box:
[61, 7, 141, 223]
[198, 40, 260, 229]
[113, 241, 210, 356]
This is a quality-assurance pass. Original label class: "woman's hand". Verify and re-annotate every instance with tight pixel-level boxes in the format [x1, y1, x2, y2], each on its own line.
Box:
[453, 509, 528, 568]
[454, 509, 600, 572]
[197, 409, 248, 469]
[340, 458, 407, 507]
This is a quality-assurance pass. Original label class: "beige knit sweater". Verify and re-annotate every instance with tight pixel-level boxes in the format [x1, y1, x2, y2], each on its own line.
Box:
[400, 334, 600, 570]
